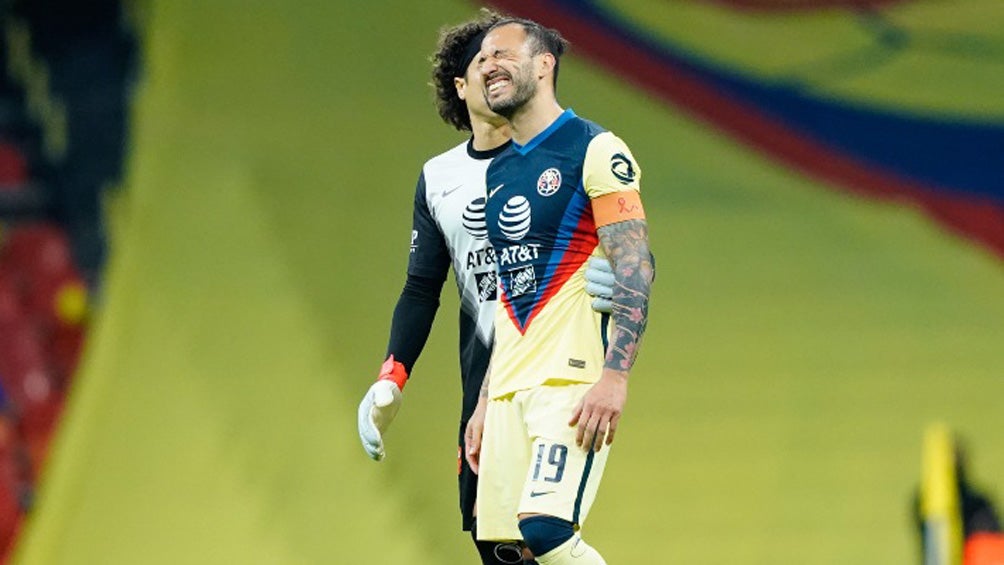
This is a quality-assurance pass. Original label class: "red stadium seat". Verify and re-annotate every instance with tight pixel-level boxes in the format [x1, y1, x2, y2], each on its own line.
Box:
[0, 322, 62, 434]
[0, 143, 28, 189]
[0, 473, 22, 563]
[48, 325, 85, 385]
[0, 354, 63, 481]
[21, 400, 62, 480]
[0, 225, 87, 334]
[0, 224, 87, 549]
[0, 322, 47, 389]
[0, 415, 24, 562]
[0, 224, 75, 287]
[24, 268, 88, 331]
[0, 275, 24, 330]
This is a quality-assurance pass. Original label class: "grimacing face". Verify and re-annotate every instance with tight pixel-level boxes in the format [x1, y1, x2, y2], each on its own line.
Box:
[478, 24, 539, 119]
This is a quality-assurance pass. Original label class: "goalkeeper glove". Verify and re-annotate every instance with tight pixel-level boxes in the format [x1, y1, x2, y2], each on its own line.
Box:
[585, 256, 615, 313]
[357, 355, 407, 461]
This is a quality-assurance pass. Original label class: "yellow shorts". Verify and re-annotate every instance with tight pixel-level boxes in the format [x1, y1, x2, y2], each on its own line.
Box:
[475, 383, 610, 541]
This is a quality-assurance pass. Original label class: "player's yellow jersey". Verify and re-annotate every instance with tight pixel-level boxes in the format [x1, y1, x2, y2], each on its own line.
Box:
[483, 109, 644, 399]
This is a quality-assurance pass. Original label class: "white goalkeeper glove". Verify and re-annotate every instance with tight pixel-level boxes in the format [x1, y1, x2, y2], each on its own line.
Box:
[357, 355, 407, 461]
[585, 257, 615, 313]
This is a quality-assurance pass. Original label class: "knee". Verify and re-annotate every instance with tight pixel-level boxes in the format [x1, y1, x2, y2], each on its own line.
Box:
[518, 515, 574, 557]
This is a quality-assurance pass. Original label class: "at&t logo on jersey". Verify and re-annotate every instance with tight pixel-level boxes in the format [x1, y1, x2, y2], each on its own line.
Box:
[536, 168, 562, 196]
[463, 197, 488, 240]
[466, 246, 496, 269]
[506, 265, 537, 298]
[497, 243, 540, 267]
[498, 196, 531, 240]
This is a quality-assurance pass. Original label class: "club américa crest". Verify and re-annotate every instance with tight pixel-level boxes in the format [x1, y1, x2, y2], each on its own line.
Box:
[536, 168, 562, 197]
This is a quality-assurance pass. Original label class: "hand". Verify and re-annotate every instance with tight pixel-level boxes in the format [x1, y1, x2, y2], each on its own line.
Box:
[569, 369, 628, 452]
[465, 396, 488, 474]
[357, 356, 407, 461]
[584, 257, 615, 313]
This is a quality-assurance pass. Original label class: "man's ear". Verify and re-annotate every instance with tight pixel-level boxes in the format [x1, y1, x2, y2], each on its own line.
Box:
[537, 53, 555, 80]
[454, 77, 467, 101]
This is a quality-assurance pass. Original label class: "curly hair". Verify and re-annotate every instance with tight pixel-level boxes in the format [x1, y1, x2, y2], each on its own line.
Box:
[431, 9, 505, 132]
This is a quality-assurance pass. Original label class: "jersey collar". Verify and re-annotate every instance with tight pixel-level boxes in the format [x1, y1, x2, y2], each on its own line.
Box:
[466, 137, 512, 160]
[512, 108, 577, 156]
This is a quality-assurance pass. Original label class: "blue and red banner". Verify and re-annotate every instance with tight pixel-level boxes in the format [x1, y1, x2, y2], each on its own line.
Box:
[487, 0, 1004, 259]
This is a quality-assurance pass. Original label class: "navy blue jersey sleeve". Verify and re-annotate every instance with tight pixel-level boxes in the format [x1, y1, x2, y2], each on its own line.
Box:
[408, 172, 451, 278]
[385, 172, 451, 375]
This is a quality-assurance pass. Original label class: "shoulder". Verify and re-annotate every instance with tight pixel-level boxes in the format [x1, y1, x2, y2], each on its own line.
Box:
[556, 114, 607, 145]
[575, 116, 608, 139]
[546, 113, 608, 157]
[422, 140, 472, 175]
[583, 129, 641, 196]
[586, 130, 636, 161]
[419, 140, 480, 197]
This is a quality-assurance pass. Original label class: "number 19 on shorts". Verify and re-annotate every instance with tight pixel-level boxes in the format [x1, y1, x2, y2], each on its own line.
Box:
[532, 443, 568, 484]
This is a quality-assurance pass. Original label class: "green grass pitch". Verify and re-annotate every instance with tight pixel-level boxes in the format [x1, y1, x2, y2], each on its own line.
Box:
[12, 1, 1004, 564]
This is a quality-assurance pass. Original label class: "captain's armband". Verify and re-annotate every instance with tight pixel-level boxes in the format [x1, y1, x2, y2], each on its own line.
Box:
[592, 191, 646, 228]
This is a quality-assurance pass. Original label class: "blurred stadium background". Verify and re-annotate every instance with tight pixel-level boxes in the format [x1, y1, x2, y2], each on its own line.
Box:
[0, 0, 1001, 563]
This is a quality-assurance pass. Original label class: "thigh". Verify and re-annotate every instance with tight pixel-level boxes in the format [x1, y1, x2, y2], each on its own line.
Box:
[475, 395, 531, 541]
[518, 384, 611, 527]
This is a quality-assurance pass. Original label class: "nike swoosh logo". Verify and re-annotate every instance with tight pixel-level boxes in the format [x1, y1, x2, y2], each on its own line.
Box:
[529, 491, 555, 498]
[443, 184, 463, 197]
[488, 184, 504, 198]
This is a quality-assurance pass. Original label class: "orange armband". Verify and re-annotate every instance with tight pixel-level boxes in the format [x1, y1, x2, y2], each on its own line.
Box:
[592, 191, 645, 228]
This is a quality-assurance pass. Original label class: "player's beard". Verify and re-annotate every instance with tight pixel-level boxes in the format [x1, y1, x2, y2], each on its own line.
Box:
[487, 61, 537, 119]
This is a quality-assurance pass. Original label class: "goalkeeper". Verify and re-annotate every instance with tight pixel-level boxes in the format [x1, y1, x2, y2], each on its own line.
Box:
[356, 10, 618, 565]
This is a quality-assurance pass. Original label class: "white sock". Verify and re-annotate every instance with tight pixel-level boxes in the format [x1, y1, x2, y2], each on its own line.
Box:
[535, 535, 607, 565]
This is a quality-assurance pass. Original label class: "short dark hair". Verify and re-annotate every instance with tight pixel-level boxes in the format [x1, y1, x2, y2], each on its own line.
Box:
[431, 9, 505, 131]
[487, 17, 570, 90]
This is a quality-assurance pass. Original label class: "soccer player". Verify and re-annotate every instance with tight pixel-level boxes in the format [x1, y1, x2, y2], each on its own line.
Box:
[464, 17, 654, 565]
[355, 11, 615, 565]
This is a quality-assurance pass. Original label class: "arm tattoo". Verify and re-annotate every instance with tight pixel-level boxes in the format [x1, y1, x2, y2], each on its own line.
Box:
[596, 219, 653, 374]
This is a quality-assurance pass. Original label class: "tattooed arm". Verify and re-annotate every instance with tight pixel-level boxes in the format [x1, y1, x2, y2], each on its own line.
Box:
[570, 218, 653, 452]
[599, 218, 653, 372]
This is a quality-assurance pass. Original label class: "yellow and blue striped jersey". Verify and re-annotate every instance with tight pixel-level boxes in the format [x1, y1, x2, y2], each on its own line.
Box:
[484, 109, 643, 399]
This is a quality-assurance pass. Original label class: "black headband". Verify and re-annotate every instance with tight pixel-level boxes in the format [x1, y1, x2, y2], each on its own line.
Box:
[457, 30, 487, 78]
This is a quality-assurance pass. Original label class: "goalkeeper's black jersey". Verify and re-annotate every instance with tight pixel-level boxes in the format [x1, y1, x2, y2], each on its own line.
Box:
[388, 138, 509, 422]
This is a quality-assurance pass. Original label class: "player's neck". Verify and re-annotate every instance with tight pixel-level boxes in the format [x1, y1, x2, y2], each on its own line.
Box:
[509, 97, 564, 146]
[470, 117, 511, 152]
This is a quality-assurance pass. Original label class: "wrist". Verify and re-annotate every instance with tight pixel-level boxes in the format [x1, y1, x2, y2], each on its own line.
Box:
[378, 355, 408, 390]
[600, 368, 629, 384]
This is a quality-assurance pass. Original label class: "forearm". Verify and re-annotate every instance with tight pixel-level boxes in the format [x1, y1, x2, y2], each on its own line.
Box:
[385, 272, 446, 374]
[597, 219, 653, 374]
